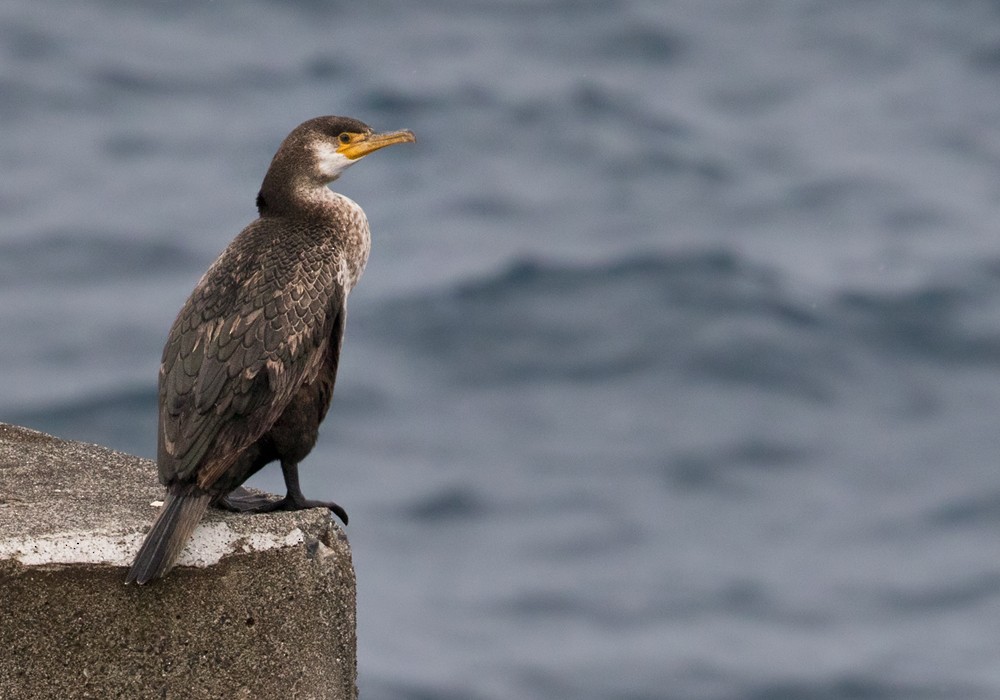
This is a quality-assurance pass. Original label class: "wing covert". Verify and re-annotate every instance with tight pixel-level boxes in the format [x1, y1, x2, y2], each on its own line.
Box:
[156, 242, 343, 488]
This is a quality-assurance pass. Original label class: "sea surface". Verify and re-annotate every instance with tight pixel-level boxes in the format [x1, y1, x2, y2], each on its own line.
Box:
[3, 1, 1000, 697]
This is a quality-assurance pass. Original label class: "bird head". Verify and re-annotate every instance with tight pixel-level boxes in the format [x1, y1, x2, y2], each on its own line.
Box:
[258, 115, 415, 215]
[303, 116, 415, 182]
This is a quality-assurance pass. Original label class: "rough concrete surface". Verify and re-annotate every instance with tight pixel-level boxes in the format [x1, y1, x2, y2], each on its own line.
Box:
[0, 423, 357, 700]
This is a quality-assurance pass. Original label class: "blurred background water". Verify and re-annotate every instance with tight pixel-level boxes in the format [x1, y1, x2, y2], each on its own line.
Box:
[3, 0, 1000, 697]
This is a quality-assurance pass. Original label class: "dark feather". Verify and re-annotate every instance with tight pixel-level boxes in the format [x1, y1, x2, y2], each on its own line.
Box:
[125, 485, 211, 585]
[156, 217, 345, 490]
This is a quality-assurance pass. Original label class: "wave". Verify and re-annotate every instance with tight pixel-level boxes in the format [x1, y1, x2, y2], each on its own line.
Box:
[368, 251, 1000, 398]
[399, 485, 491, 523]
[0, 231, 198, 288]
[925, 489, 1000, 529]
[736, 677, 987, 700]
[6, 385, 157, 458]
[366, 671, 991, 700]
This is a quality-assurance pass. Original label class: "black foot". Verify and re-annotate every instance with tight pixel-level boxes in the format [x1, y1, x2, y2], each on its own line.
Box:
[219, 487, 348, 524]
[217, 487, 283, 512]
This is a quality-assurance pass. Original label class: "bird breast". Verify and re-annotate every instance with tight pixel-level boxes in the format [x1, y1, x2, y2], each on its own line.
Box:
[329, 192, 371, 295]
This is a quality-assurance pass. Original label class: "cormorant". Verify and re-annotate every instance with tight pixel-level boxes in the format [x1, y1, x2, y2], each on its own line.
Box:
[125, 116, 415, 584]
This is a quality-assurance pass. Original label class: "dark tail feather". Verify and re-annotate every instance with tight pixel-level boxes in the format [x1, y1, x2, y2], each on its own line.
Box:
[125, 486, 211, 585]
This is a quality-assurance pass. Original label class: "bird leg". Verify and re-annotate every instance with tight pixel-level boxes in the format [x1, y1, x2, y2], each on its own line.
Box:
[278, 458, 350, 524]
[217, 460, 349, 525]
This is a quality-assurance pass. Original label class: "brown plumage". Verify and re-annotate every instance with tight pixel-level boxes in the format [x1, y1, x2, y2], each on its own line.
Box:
[126, 116, 414, 584]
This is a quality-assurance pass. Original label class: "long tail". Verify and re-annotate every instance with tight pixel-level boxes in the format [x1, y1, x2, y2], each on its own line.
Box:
[125, 485, 211, 585]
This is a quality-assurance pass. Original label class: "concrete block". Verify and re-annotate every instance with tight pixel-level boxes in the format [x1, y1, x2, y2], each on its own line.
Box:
[0, 423, 357, 700]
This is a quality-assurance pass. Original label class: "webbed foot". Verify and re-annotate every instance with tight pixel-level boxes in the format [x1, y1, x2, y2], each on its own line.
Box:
[219, 486, 348, 524]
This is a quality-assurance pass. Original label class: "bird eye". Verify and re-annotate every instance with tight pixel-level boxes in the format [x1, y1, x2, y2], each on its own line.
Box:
[338, 133, 352, 144]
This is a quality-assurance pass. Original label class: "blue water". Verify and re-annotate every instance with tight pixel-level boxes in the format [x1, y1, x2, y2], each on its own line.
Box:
[4, 1, 1000, 697]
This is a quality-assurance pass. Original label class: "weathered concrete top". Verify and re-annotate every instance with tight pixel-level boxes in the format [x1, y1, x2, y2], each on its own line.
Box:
[0, 423, 357, 700]
[0, 422, 335, 570]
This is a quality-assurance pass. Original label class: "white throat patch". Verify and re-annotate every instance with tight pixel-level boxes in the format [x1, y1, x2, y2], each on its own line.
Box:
[313, 142, 356, 181]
